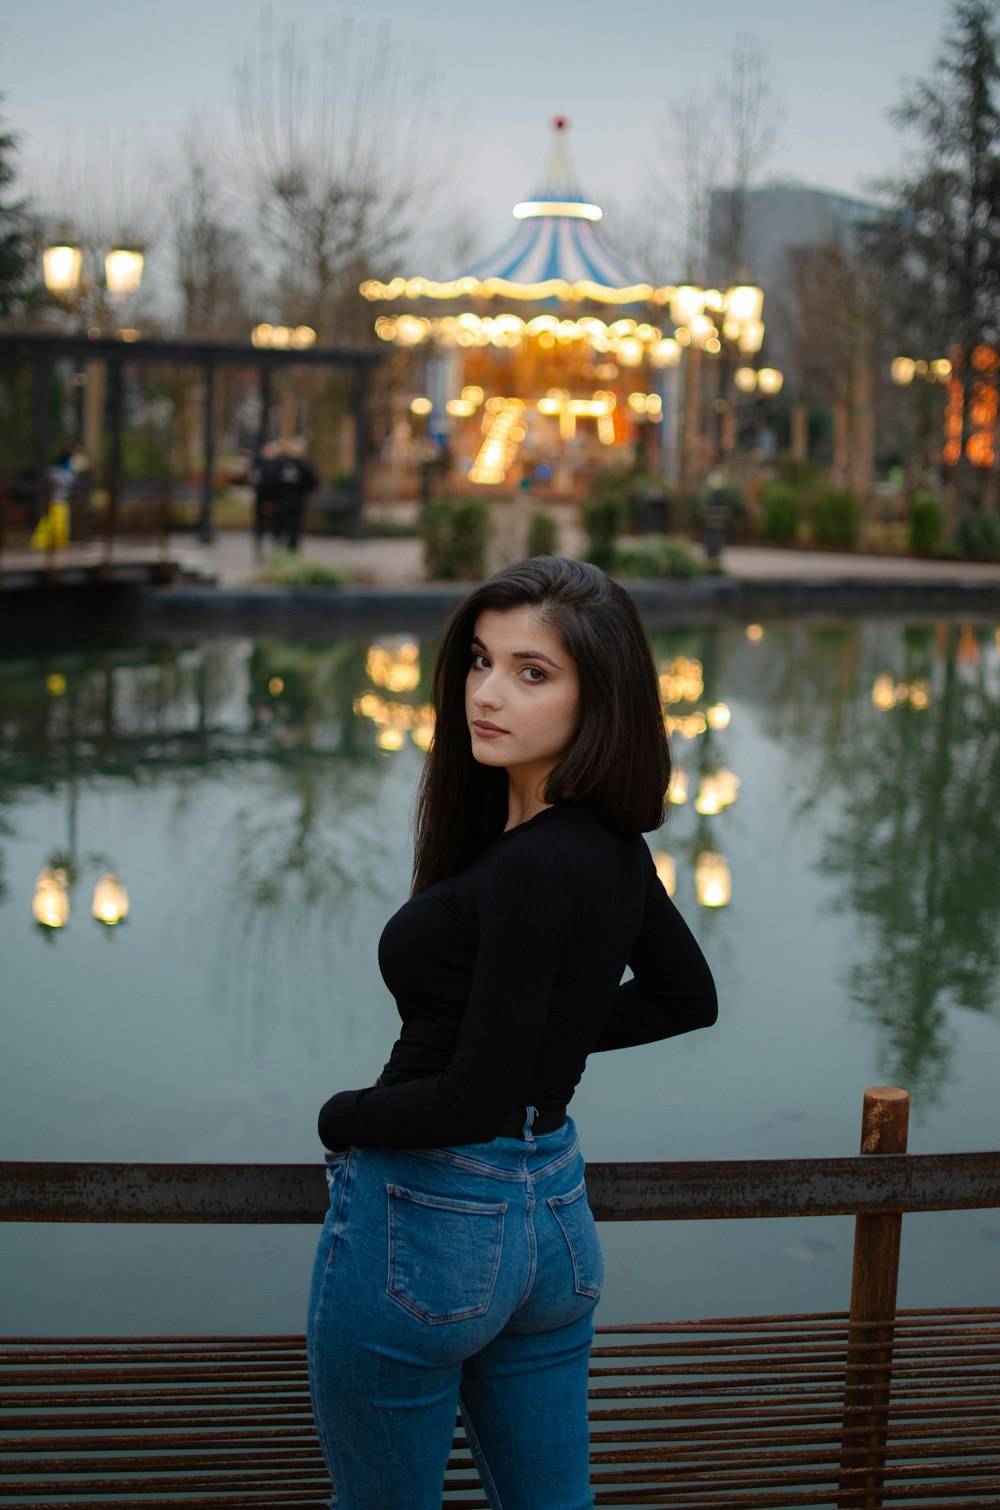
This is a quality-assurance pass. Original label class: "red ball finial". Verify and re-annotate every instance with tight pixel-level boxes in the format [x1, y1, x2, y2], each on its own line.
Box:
[552, 116, 568, 131]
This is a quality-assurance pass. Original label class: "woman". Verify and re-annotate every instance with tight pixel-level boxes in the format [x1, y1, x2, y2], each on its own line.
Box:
[308, 557, 717, 1510]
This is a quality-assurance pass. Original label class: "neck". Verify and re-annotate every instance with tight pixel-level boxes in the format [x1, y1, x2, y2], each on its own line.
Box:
[504, 769, 555, 831]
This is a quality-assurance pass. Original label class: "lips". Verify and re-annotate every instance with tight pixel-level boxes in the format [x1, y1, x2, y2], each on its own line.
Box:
[472, 719, 509, 737]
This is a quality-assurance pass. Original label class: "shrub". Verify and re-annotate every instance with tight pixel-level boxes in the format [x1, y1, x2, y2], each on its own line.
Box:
[366, 516, 419, 539]
[257, 553, 349, 587]
[908, 490, 944, 557]
[776, 455, 824, 493]
[525, 509, 559, 558]
[956, 510, 1000, 560]
[760, 480, 800, 544]
[613, 536, 704, 579]
[582, 495, 621, 571]
[811, 488, 860, 548]
[419, 496, 490, 580]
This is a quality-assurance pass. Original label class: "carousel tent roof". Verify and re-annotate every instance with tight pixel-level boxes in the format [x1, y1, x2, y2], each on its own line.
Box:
[360, 120, 657, 305]
[462, 122, 649, 296]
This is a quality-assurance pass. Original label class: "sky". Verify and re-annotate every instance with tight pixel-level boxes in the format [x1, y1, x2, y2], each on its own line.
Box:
[0, 0, 956, 285]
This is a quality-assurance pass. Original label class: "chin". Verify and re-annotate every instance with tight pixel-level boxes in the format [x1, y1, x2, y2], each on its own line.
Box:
[470, 741, 507, 767]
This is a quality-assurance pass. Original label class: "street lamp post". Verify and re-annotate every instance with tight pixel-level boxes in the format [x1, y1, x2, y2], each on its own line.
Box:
[41, 239, 145, 520]
[668, 280, 776, 484]
[890, 354, 952, 492]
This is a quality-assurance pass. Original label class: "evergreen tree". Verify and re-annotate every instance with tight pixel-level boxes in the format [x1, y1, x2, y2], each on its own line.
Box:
[869, 1, 1000, 507]
[0, 101, 32, 318]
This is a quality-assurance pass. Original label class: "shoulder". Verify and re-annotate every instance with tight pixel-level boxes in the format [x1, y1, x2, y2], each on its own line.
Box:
[477, 801, 625, 894]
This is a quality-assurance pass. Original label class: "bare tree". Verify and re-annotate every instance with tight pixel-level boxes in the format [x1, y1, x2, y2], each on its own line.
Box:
[646, 36, 783, 285]
[171, 121, 252, 339]
[232, 14, 447, 340]
[713, 35, 785, 280]
[639, 93, 720, 284]
[786, 241, 889, 496]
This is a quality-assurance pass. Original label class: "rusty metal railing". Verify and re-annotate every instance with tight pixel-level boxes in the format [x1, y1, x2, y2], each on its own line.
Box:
[2, 1087, 999, 1510]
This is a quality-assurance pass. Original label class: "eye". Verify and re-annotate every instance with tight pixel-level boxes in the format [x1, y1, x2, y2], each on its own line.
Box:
[471, 651, 490, 670]
[519, 665, 547, 683]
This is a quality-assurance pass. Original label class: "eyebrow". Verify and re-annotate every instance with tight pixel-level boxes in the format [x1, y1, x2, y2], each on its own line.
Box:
[471, 634, 562, 668]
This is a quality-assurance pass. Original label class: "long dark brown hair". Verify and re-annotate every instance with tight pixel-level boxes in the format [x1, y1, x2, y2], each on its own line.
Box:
[412, 557, 671, 893]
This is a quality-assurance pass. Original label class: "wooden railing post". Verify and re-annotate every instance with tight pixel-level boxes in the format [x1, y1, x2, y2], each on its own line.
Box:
[838, 1085, 910, 1508]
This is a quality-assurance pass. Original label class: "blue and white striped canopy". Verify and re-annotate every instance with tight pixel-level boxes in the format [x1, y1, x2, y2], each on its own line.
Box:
[463, 212, 647, 294]
[459, 126, 649, 298]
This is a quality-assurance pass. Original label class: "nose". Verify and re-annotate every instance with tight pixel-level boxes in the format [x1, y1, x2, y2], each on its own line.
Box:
[472, 667, 503, 710]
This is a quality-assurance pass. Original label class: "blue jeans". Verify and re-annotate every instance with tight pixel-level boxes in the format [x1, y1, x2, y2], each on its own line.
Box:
[307, 1113, 602, 1509]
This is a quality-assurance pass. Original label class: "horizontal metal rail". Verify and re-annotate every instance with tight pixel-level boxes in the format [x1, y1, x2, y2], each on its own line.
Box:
[2, 1311, 997, 1508]
[2, 1151, 999, 1224]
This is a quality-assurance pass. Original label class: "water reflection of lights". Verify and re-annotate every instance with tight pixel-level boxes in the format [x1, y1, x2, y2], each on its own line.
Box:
[92, 873, 129, 927]
[746, 624, 765, 643]
[355, 692, 435, 753]
[366, 641, 421, 693]
[354, 640, 429, 745]
[32, 868, 71, 929]
[694, 769, 740, 815]
[706, 702, 731, 730]
[872, 674, 931, 711]
[659, 657, 703, 704]
[666, 712, 707, 740]
[651, 851, 677, 897]
[695, 852, 732, 908]
[33, 863, 129, 932]
[668, 769, 689, 804]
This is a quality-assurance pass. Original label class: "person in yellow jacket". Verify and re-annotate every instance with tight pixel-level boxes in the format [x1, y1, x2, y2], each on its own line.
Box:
[31, 450, 75, 550]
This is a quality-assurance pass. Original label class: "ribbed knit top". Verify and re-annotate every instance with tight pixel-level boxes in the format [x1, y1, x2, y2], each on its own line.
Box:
[317, 800, 717, 1151]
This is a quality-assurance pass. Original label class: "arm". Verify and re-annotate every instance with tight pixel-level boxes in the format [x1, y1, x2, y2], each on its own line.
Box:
[590, 850, 717, 1052]
[318, 841, 576, 1150]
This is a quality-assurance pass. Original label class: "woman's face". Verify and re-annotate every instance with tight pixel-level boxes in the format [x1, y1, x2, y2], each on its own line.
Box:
[465, 606, 580, 783]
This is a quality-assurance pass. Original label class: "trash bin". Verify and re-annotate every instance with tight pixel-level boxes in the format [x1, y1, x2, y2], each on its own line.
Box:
[702, 488, 730, 563]
[637, 489, 670, 534]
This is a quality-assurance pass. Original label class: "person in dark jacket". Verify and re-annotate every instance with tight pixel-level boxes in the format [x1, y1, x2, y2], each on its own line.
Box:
[273, 438, 318, 552]
[249, 442, 280, 562]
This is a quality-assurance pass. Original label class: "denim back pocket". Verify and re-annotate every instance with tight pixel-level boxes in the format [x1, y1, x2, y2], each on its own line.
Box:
[547, 1179, 604, 1298]
[386, 1184, 507, 1325]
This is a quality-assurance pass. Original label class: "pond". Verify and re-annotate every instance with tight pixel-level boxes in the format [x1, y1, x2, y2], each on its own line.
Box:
[2, 616, 999, 1337]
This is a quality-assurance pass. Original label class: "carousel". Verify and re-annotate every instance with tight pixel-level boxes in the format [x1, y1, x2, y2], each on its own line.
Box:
[361, 119, 776, 496]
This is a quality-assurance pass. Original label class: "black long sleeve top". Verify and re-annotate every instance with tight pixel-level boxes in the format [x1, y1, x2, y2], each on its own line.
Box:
[317, 799, 717, 1151]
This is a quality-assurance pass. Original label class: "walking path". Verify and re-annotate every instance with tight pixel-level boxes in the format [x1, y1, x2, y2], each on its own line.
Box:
[171, 528, 1000, 590]
[4, 516, 1000, 596]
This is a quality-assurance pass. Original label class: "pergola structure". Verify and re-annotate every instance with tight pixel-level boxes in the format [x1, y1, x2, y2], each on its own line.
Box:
[0, 330, 383, 540]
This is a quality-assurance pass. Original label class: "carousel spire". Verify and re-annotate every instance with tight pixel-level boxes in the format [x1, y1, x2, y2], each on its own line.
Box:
[514, 115, 597, 213]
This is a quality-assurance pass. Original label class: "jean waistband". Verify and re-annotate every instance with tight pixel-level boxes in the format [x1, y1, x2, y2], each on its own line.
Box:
[496, 1104, 567, 1139]
[346, 1116, 581, 1181]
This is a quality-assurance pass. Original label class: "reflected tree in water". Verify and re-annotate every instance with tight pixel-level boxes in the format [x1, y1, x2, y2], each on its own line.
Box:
[0, 636, 430, 1041]
[202, 637, 434, 1046]
[751, 622, 1000, 1106]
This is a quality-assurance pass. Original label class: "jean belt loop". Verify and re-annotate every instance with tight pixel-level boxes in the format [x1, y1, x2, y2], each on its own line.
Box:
[522, 1104, 537, 1144]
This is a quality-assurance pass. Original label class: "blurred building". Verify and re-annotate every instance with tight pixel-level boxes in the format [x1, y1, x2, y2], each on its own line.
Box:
[707, 183, 876, 374]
